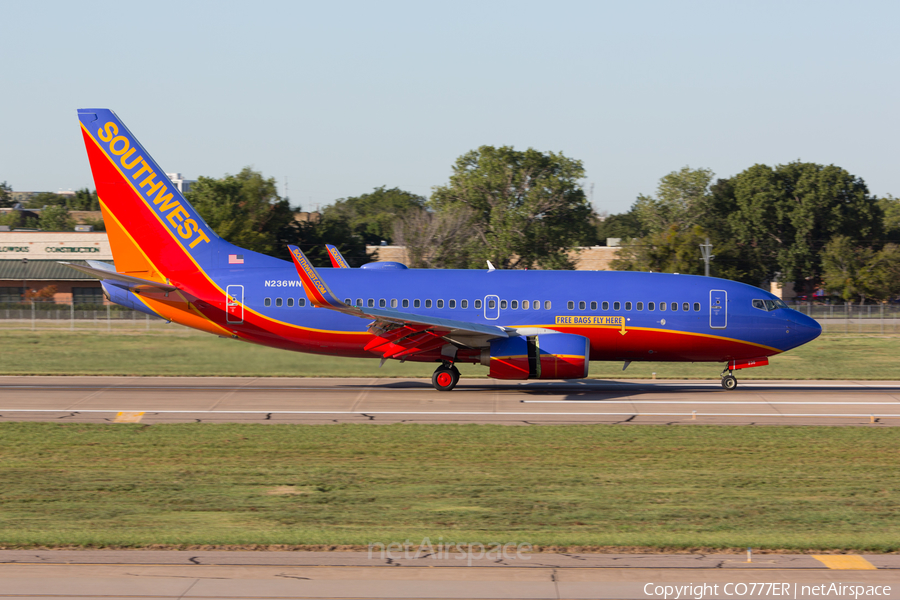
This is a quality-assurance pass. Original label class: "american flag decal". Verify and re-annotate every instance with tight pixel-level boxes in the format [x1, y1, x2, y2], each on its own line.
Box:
[228, 254, 244, 264]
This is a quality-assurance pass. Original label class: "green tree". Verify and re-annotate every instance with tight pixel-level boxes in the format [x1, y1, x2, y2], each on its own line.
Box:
[0, 181, 11, 208]
[393, 206, 476, 269]
[878, 195, 900, 241]
[632, 166, 715, 234]
[187, 167, 296, 259]
[68, 188, 100, 211]
[38, 205, 75, 231]
[431, 145, 594, 270]
[23, 192, 67, 208]
[595, 208, 646, 243]
[322, 187, 425, 246]
[293, 218, 372, 268]
[823, 236, 900, 304]
[611, 224, 709, 275]
[726, 162, 882, 287]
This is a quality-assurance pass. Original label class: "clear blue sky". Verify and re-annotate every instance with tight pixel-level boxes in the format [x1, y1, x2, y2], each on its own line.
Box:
[2, 0, 897, 214]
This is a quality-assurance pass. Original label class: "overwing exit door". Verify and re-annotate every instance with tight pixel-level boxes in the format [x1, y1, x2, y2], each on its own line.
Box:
[226, 285, 244, 324]
[484, 295, 500, 320]
[710, 289, 727, 329]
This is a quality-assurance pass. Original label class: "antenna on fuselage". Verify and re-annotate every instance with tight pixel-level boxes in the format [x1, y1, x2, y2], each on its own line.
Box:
[486, 260, 496, 272]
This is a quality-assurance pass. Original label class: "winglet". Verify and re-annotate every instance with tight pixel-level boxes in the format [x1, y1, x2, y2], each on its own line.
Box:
[287, 245, 348, 309]
[326, 244, 351, 269]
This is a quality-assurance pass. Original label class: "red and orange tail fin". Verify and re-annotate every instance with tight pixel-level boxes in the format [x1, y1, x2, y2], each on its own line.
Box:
[77, 109, 219, 281]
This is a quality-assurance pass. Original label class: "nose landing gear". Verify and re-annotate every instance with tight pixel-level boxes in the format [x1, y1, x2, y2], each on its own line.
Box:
[432, 363, 460, 391]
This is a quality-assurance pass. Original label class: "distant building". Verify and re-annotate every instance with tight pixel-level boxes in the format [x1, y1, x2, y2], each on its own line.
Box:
[166, 173, 195, 194]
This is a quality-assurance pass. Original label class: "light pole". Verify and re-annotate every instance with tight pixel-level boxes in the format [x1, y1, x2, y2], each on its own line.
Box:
[699, 238, 714, 277]
[21, 257, 27, 301]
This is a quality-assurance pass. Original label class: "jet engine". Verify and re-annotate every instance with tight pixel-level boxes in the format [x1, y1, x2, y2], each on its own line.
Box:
[482, 333, 590, 380]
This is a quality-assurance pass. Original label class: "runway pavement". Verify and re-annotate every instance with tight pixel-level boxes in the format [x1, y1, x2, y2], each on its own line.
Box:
[1, 376, 900, 425]
[0, 550, 897, 599]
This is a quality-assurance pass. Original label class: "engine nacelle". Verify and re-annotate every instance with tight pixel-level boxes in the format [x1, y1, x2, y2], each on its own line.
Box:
[482, 333, 590, 380]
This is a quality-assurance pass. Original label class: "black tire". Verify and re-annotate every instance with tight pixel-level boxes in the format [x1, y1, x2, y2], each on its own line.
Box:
[721, 375, 738, 390]
[432, 366, 459, 391]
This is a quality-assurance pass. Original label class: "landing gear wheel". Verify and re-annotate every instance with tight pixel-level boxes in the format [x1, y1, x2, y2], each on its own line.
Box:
[721, 374, 738, 390]
[432, 365, 459, 391]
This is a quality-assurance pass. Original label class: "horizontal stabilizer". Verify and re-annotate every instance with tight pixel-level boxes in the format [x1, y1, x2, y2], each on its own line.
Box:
[59, 262, 178, 292]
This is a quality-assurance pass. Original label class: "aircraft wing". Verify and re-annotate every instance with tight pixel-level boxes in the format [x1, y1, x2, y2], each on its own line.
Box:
[59, 261, 178, 293]
[287, 245, 507, 358]
[325, 244, 351, 268]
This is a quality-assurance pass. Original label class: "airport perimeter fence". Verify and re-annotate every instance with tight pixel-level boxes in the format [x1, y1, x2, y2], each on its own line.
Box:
[0, 300, 899, 334]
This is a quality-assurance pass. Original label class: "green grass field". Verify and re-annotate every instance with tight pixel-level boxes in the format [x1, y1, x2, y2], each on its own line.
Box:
[0, 423, 896, 551]
[1, 327, 900, 379]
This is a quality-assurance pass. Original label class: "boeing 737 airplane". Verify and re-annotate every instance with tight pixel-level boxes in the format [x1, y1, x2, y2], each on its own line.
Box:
[66, 109, 822, 391]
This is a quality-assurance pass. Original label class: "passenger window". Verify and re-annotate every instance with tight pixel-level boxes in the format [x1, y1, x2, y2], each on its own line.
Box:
[578, 301, 586, 310]
[637, 302, 643, 311]
[276, 298, 283, 307]
[693, 302, 700, 312]
[671, 302, 678, 311]
[462, 299, 468, 309]
[368, 299, 374, 308]
[414, 299, 421, 308]
[625, 301, 632, 311]
[287, 298, 294, 307]
[299, 298, 306, 307]
[522, 300, 529, 310]
[511, 300, 518, 309]
[533, 300, 540, 310]
[544, 300, 551, 310]
[590, 301, 597, 310]
[602, 301, 609, 310]
[264, 298, 271, 307]
[437, 299, 444, 308]
[660, 302, 666, 311]
[344, 298, 351, 305]
[567, 301, 575, 310]
[500, 300, 508, 309]
[402, 299, 409, 308]
[449, 299, 456, 309]
[475, 299, 482, 309]
[682, 302, 689, 312]
[426, 299, 433, 308]
[488, 299, 495, 309]
[648, 302, 655, 311]
[390, 299, 397, 308]
[356, 298, 363, 307]
[614, 301, 621, 310]
[379, 299, 386, 308]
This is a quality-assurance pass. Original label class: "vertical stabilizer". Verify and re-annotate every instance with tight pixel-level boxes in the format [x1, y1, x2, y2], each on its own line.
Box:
[77, 109, 219, 280]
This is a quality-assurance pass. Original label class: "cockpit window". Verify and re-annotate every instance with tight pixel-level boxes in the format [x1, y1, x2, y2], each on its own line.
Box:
[753, 298, 789, 311]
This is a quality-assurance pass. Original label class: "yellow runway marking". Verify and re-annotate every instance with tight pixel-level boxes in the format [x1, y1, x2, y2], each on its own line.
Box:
[114, 411, 144, 423]
[812, 555, 877, 570]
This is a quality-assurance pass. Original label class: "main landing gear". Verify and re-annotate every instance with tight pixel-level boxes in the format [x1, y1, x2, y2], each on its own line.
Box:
[721, 369, 738, 390]
[432, 363, 460, 391]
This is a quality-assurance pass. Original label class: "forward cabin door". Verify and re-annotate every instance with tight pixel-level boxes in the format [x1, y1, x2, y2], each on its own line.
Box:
[710, 289, 727, 329]
[226, 285, 244, 324]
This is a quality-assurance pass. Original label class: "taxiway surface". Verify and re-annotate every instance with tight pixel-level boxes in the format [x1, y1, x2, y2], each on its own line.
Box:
[0, 550, 897, 599]
[1, 376, 899, 425]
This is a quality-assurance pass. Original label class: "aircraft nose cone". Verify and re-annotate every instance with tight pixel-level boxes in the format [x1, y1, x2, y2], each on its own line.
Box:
[790, 311, 822, 344]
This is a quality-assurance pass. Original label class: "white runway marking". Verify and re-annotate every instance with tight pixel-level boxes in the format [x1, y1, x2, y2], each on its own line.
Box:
[522, 400, 900, 404]
[0, 409, 895, 418]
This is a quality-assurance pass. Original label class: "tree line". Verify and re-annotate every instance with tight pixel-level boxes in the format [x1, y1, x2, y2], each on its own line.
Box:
[3, 150, 897, 303]
[599, 164, 900, 303]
